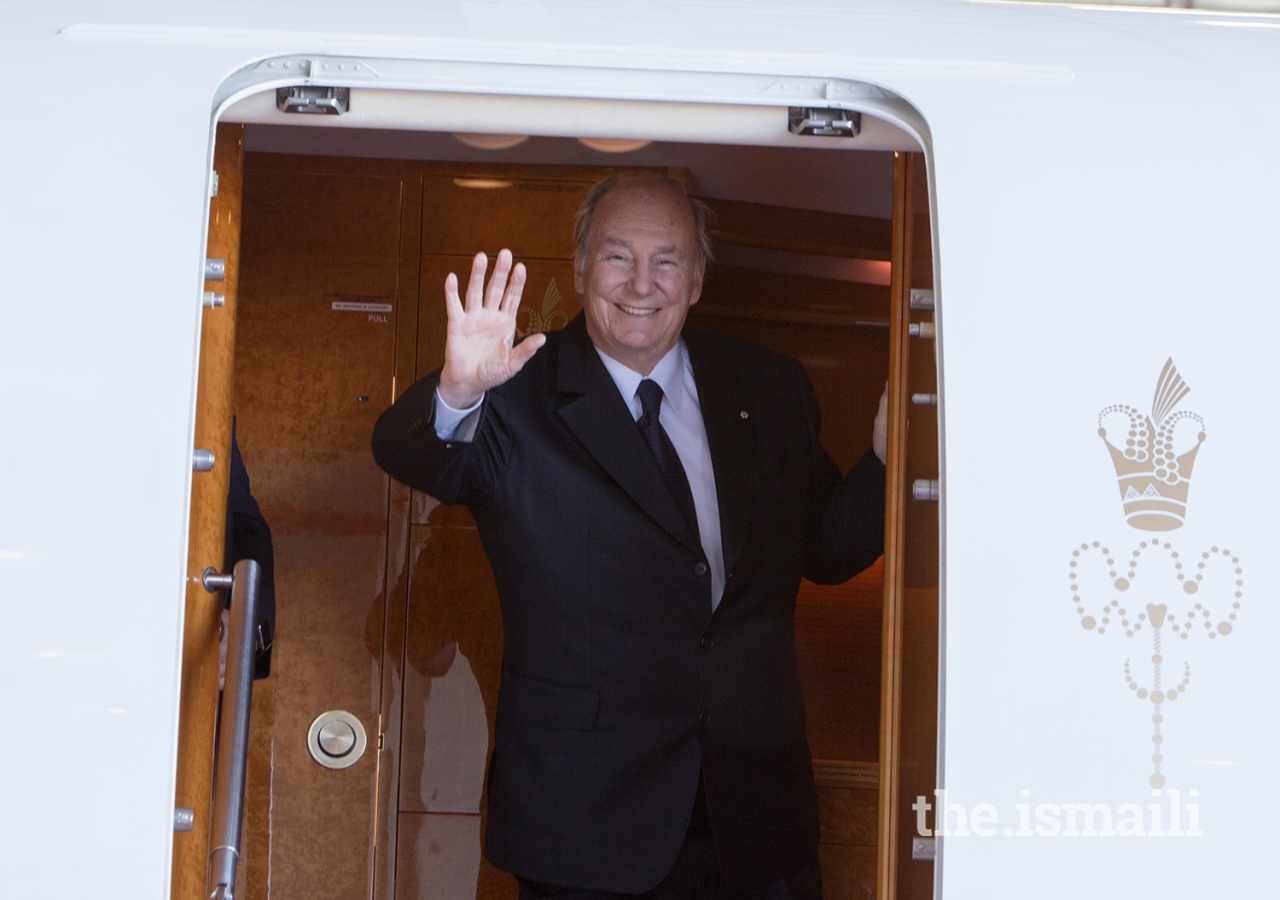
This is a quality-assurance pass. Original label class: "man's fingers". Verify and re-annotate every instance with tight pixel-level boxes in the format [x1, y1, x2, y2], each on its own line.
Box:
[444, 272, 464, 319]
[509, 332, 546, 370]
[465, 252, 489, 312]
[500, 262, 527, 316]
[485, 249, 513, 309]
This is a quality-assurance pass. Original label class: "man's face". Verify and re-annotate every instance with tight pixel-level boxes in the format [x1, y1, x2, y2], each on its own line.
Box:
[575, 182, 703, 375]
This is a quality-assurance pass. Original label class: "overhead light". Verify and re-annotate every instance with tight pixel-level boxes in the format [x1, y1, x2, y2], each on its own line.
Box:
[577, 138, 651, 153]
[453, 133, 529, 150]
[453, 178, 514, 190]
[788, 107, 860, 137]
[276, 86, 349, 115]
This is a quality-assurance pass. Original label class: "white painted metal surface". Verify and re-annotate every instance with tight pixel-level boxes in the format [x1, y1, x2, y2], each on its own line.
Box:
[1, 1, 1277, 897]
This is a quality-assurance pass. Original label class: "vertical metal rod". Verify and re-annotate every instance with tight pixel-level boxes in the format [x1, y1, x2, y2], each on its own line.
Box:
[878, 150, 916, 900]
[207, 559, 261, 900]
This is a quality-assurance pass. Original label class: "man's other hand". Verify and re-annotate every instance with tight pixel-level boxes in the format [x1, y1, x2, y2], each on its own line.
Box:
[873, 385, 888, 464]
[438, 249, 547, 408]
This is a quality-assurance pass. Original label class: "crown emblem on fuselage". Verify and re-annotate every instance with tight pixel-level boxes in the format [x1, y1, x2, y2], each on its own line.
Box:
[1098, 359, 1206, 531]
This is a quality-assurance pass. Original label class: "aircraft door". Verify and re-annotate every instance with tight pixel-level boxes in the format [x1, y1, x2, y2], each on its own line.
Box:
[172, 122, 246, 900]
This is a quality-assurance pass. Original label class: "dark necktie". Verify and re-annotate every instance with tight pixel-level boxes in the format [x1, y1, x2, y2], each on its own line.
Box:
[635, 379, 699, 536]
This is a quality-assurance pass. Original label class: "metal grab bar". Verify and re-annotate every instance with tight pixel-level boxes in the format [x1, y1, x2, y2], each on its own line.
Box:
[207, 558, 262, 900]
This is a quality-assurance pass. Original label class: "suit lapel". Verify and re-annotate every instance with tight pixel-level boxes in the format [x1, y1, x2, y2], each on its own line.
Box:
[684, 329, 753, 580]
[556, 315, 702, 553]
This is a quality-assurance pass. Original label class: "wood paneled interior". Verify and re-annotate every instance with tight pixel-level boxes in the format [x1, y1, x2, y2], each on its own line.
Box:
[173, 122, 244, 900]
[795, 563, 884, 764]
[703, 196, 893, 261]
[233, 154, 407, 899]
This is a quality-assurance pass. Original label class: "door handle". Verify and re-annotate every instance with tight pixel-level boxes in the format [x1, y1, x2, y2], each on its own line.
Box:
[206, 559, 262, 900]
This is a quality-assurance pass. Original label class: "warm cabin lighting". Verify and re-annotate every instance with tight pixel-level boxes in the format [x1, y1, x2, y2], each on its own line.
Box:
[577, 137, 651, 153]
[452, 133, 529, 150]
[453, 178, 515, 190]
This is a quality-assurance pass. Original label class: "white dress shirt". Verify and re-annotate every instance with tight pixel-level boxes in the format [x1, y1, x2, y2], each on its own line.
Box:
[433, 339, 726, 608]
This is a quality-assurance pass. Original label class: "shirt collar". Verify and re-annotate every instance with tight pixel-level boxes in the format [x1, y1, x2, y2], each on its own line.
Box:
[595, 339, 688, 415]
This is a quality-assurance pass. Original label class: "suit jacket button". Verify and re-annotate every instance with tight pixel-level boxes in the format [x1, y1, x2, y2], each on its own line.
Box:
[700, 635, 712, 649]
[694, 561, 709, 576]
[698, 711, 710, 725]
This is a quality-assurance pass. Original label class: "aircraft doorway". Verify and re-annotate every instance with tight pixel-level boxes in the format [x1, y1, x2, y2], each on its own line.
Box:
[175, 125, 939, 900]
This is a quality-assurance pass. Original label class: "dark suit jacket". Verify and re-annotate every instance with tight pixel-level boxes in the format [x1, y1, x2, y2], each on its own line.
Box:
[372, 314, 885, 893]
[225, 431, 276, 680]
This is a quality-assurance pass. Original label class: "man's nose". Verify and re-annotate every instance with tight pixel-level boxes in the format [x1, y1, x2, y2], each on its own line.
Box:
[628, 265, 656, 295]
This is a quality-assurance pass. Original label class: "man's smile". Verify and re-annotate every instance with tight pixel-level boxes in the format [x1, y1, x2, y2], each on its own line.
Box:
[615, 303, 660, 316]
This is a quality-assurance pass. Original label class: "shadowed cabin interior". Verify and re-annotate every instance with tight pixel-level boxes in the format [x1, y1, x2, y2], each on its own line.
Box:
[182, 121, 938, 900]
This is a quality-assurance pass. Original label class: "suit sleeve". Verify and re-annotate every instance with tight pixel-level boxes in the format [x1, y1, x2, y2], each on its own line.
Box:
[371, 368, 511, 505]
[793, 360, 887, 584]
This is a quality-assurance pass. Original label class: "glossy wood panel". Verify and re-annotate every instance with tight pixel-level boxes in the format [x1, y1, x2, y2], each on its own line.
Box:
[173, 121, 243, 900]
[234, 157, 405, 899]
[795, 562, 884, 764]
[399, 526, 501, 812]
[703, 196, 892, 261]
[420, 164, 684, 261]
[373, 167, 424, 900]
[399, 524, 516, 900]
[423, 176, 586, 259]
[877, 151, 916, 900]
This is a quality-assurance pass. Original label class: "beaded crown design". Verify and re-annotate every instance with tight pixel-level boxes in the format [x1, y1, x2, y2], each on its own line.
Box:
[1098, 359, 1206, 532]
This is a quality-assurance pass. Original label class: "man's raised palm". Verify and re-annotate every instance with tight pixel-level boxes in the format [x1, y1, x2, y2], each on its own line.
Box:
[438, 249, 547, 409]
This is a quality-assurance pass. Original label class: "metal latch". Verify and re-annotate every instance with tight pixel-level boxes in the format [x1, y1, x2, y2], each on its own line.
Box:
[277, 86, 350, 115]
[913, 479, 940, 502]
[788, 107, 860, 137]
[910, 289, 935, 311]
[174, 808, 195, 832]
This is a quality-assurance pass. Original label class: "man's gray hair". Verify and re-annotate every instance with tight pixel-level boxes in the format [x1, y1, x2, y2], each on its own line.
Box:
[573, 174, 714, 275]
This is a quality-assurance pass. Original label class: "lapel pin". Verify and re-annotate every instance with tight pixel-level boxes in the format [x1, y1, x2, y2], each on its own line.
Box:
[740, 411, 749, 419]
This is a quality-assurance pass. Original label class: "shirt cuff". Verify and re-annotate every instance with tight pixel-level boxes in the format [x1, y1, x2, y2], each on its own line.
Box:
[433, 388, 485, 442]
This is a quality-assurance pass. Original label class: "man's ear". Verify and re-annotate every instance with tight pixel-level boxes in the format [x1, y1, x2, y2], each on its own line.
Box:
[688, 267, 704, 307]
[573, 256, 585, 298]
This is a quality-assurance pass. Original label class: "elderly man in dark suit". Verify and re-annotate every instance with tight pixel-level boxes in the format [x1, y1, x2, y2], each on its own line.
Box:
[373, 174, 887, 900]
